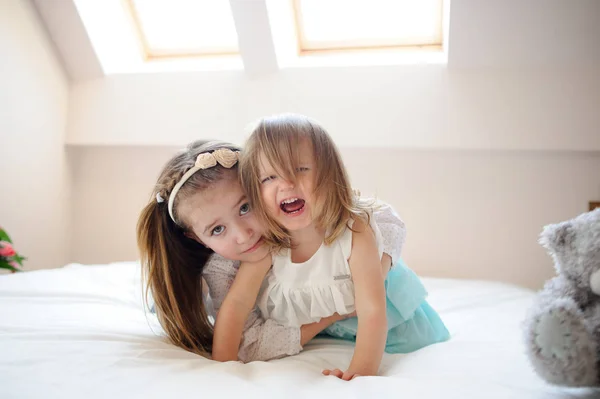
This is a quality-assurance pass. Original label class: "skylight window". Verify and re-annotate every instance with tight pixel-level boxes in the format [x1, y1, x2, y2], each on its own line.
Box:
[73, 0, 446, 73]
[293, 0, 443, 53]
[125, 0, 239, 59]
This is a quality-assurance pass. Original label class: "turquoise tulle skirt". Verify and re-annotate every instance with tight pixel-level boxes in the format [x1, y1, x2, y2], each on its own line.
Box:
[322, 259, 450, 353]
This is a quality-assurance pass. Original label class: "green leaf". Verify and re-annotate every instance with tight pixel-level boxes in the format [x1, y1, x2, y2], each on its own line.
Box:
[0, 229, 11, 243]
[0, 255, 22, 271]
[11, 254, 25, 264]
[0, 261, 18, 272]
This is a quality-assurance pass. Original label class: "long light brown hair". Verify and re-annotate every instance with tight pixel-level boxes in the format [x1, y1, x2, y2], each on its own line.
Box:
[136, 140, 241, 356]
[239, 113, 369, 250]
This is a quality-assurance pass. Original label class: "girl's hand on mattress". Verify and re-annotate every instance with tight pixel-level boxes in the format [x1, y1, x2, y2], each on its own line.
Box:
[322, 368, 361, 381]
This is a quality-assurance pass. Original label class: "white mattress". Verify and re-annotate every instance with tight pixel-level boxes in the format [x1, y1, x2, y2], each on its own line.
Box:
[0, 262, 597, 399]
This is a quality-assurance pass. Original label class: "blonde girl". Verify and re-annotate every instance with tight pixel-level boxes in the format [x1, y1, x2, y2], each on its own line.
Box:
[213, 115, 449, 379]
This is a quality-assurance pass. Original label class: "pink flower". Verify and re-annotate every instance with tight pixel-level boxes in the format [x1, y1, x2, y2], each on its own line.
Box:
[9, 261, 20, 270]
[0, 241, 16, 257]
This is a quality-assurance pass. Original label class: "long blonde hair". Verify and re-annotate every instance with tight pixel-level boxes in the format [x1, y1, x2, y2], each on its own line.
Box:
[239, 113, 369, 250]
[136, 140, 241, 356]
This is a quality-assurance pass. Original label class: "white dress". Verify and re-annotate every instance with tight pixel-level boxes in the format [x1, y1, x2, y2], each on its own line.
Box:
[257, 217, 384, 328]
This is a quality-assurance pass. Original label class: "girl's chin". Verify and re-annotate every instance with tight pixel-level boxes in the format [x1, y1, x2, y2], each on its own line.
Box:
[242, 246, 269, 262]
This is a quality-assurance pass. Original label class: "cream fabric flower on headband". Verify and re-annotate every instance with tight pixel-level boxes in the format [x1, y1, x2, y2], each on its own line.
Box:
[195, 152, 218, 169]
[212, 148, 239, 168]
[194, 148, 240, 169]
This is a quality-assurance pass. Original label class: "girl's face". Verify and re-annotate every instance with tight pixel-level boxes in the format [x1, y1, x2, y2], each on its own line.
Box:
[179, 176, 269, 263]
[258, 139, 317, 233]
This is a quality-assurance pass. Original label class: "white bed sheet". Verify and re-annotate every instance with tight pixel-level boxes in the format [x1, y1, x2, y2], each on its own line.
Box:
[0, 262, 598, 399]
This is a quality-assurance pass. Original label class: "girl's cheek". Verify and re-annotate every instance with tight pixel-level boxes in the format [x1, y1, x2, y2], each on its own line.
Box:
[260, 189, 272, 204]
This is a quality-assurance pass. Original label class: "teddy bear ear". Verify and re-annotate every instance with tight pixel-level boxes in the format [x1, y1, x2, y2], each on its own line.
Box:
[538, 221, 575, 251]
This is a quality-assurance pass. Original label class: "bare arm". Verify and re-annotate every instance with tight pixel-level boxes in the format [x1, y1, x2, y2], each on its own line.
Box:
[338, 219, 388, 379]
[211, 256, 272, 361]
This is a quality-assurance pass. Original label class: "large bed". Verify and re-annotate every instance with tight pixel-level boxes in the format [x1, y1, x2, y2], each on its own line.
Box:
[1, 262, 597, 399]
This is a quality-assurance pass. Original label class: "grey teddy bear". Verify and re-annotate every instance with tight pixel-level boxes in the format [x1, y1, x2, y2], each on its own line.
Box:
[524, 208, 600, 387]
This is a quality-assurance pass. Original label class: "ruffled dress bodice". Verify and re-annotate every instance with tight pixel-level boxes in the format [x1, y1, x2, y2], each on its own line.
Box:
[257, 219, 383, 327]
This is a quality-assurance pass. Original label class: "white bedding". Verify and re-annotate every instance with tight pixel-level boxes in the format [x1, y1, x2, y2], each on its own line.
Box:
[0, 262, 597, 399]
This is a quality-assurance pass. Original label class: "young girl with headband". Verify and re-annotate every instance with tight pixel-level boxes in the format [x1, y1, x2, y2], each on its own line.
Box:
[213, 115, 449, 379]
[136, 140, 408, 361]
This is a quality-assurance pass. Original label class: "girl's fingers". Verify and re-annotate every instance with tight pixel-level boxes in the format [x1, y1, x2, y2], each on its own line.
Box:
[332, 369, 344, 378]
[323, 368, 349, 379]
[342, 372, 352, 381]
[323, 369, 343, 378]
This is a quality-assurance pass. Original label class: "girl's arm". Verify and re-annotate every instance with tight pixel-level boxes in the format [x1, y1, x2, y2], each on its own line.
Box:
[239, 310, 348, 361]
[327, 218, 387, 380]
[211, 256, 272, 361]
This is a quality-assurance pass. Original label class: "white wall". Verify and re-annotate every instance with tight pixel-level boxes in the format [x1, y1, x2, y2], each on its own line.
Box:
[345, 149, 600, 289]
[0, 0, 70, 270]
[67, 67, 600, 151]
[448, 0, 600, 68]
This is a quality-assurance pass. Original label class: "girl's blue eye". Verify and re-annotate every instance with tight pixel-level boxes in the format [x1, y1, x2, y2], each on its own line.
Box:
[240, 203, 250, 215]
[297, 167, 309, 172]
[211, 225, 225, 236]
[261, 176, 275, 184]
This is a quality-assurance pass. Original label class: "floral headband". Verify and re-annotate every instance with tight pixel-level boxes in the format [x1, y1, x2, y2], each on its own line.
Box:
[156, 148, 240, 223]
